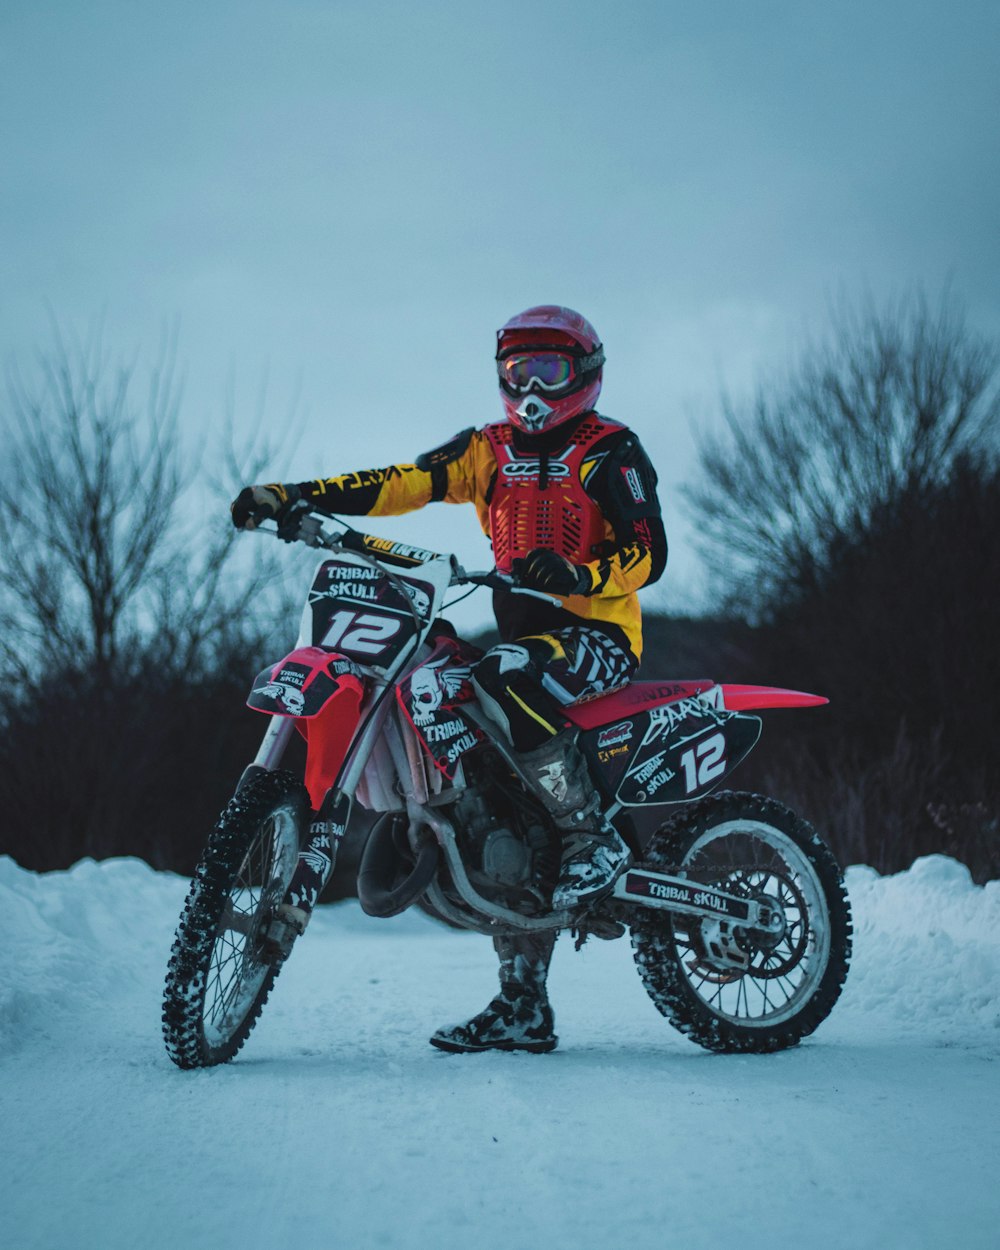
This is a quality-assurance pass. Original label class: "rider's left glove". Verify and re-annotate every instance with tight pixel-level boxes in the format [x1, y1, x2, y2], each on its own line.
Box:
[231, 483, 304, 538]
[513, 548, 593, 597]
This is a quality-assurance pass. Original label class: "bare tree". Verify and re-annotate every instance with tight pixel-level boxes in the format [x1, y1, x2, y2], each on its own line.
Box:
[0, 325, 302, 870]
[0, 327, 291, 687]
[0, 329, 182, 682]
[673, 292, 1000, 880]
[684, 293, 1000, 612]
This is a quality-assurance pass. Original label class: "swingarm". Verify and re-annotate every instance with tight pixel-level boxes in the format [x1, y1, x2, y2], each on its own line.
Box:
[613, 866, 786, 936]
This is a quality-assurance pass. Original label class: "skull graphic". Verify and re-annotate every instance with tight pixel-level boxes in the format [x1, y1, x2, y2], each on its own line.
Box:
[409, 666, 442, 725]
[279, 685, 306, 715]
[258, 680, 306, 715]
[537, 761, 569, 805]
[402, 583, 432, 619]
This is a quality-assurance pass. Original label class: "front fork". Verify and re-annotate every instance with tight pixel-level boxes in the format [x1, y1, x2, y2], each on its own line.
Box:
[246, 713, 297, 774]
[240, 716, 353, 952]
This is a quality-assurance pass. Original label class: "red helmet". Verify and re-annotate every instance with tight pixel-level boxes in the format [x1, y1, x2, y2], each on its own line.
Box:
[496, 305, 605, 434]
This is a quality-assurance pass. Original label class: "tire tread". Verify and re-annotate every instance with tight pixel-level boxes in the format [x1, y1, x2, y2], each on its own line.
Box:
[630, 790, 852, 1054]
[162, 770, 308, 1069]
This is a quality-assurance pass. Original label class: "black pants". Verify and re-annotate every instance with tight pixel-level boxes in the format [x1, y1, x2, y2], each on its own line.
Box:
[471, 626, 637, 752]
[470, 627, 636, 1008]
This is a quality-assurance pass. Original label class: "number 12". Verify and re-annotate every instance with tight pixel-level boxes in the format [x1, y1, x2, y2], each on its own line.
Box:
[680, 732, 727, 793]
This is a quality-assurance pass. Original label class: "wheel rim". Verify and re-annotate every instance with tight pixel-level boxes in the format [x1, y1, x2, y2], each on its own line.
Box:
[202, 802, 300, 1050]
[671, 819, 832, 1028]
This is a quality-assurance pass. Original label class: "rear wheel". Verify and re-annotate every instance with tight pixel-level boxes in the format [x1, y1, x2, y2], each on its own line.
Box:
[162, 770, 308, 1068]
[630, 791, 851, 1053]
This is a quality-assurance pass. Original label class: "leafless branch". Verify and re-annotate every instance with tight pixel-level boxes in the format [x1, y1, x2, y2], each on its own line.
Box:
[683, 292, 1000, 612]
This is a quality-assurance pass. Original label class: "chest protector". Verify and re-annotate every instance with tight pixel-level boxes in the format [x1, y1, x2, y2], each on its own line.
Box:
[484, 415, 618, 573]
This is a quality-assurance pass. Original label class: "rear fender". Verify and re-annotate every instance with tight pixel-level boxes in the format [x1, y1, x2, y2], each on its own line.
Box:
[719, 684, 828, 711]
[248, 646, 366, 809]
[578, 682, 826, 808]
[565, 679, 827, 728]
[579, 691, 761, 807]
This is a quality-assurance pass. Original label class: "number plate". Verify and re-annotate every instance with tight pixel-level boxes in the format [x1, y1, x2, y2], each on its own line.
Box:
[580, 694, 762, 807]
[306, 560, 432, 668]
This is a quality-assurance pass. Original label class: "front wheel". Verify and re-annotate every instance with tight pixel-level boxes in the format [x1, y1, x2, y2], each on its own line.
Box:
[630, 792, 852, 1053]
[162, 770, 309, 1068]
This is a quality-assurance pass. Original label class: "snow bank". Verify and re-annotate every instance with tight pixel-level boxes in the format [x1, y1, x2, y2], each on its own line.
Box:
[839, 855, 1000, 1044]
[2, 852, 997, 1053]
[0, 855, 184, 1050]
[2, 854, 998, 1250]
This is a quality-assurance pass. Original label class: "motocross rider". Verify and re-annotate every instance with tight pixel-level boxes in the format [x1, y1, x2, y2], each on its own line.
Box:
[231, 305, 667, 1053]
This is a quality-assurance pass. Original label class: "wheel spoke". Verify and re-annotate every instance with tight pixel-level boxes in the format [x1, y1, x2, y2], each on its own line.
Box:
[628, 801, 849, 1056]
[199, 809, 298, 1049]
[662, 822, 833, 1027]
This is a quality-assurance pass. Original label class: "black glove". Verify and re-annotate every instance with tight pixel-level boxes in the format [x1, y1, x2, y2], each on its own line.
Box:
[231, 483, 303, 532]
[512, 548, 592, 597]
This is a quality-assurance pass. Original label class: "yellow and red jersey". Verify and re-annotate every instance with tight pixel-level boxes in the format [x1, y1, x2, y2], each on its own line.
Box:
[297, 412, 666, 660]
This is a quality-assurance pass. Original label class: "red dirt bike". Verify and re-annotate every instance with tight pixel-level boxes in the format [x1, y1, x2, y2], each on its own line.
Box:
[162, 514, 852, 1067]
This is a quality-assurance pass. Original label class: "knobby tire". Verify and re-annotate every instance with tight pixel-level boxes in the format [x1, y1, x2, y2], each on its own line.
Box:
[630, 791, 852, 1054]
[162, 769, 308, 1069]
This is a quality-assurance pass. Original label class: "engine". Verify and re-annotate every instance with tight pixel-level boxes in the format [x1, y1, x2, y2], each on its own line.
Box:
[446, 754, 559, 912]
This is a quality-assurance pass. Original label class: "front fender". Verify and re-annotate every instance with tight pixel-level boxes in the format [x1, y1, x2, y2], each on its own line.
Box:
[248, 646, 366, 810]
[247, 646, 365, 718]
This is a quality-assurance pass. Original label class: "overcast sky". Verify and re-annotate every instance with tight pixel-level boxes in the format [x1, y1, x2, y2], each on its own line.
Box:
[3, 1, 998, 629]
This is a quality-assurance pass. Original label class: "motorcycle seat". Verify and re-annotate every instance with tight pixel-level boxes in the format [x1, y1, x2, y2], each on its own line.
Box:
[563, 679, 717, 731]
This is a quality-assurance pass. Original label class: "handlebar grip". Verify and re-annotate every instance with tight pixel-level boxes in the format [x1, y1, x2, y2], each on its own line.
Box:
[462, 570, 509, 591]
[338, 529, 367, 554]
[248, 506, 276, 530]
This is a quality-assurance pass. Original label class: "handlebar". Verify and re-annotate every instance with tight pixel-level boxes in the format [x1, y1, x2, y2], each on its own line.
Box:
[452, 568, 507, 591]
[250, 510, 562, 605]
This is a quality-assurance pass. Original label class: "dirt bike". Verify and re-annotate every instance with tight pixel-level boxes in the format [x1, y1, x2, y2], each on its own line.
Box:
[162, 513, 852, 1068]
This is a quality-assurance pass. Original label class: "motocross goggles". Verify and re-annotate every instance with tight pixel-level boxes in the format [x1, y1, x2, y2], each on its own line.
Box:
[497, 346, 604, 396]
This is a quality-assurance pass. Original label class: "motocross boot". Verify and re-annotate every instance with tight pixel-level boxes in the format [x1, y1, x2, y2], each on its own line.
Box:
[429, 932, 557, 1053]
[517, 729, 631, 910]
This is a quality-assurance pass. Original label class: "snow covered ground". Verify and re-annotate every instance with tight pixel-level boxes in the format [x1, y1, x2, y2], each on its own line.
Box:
[1, 853, 998, 1250]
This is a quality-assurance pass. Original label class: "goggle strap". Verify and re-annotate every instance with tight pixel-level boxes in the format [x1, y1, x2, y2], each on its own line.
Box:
[495, 344, 605, 379]
[576, 346, 605, 373]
